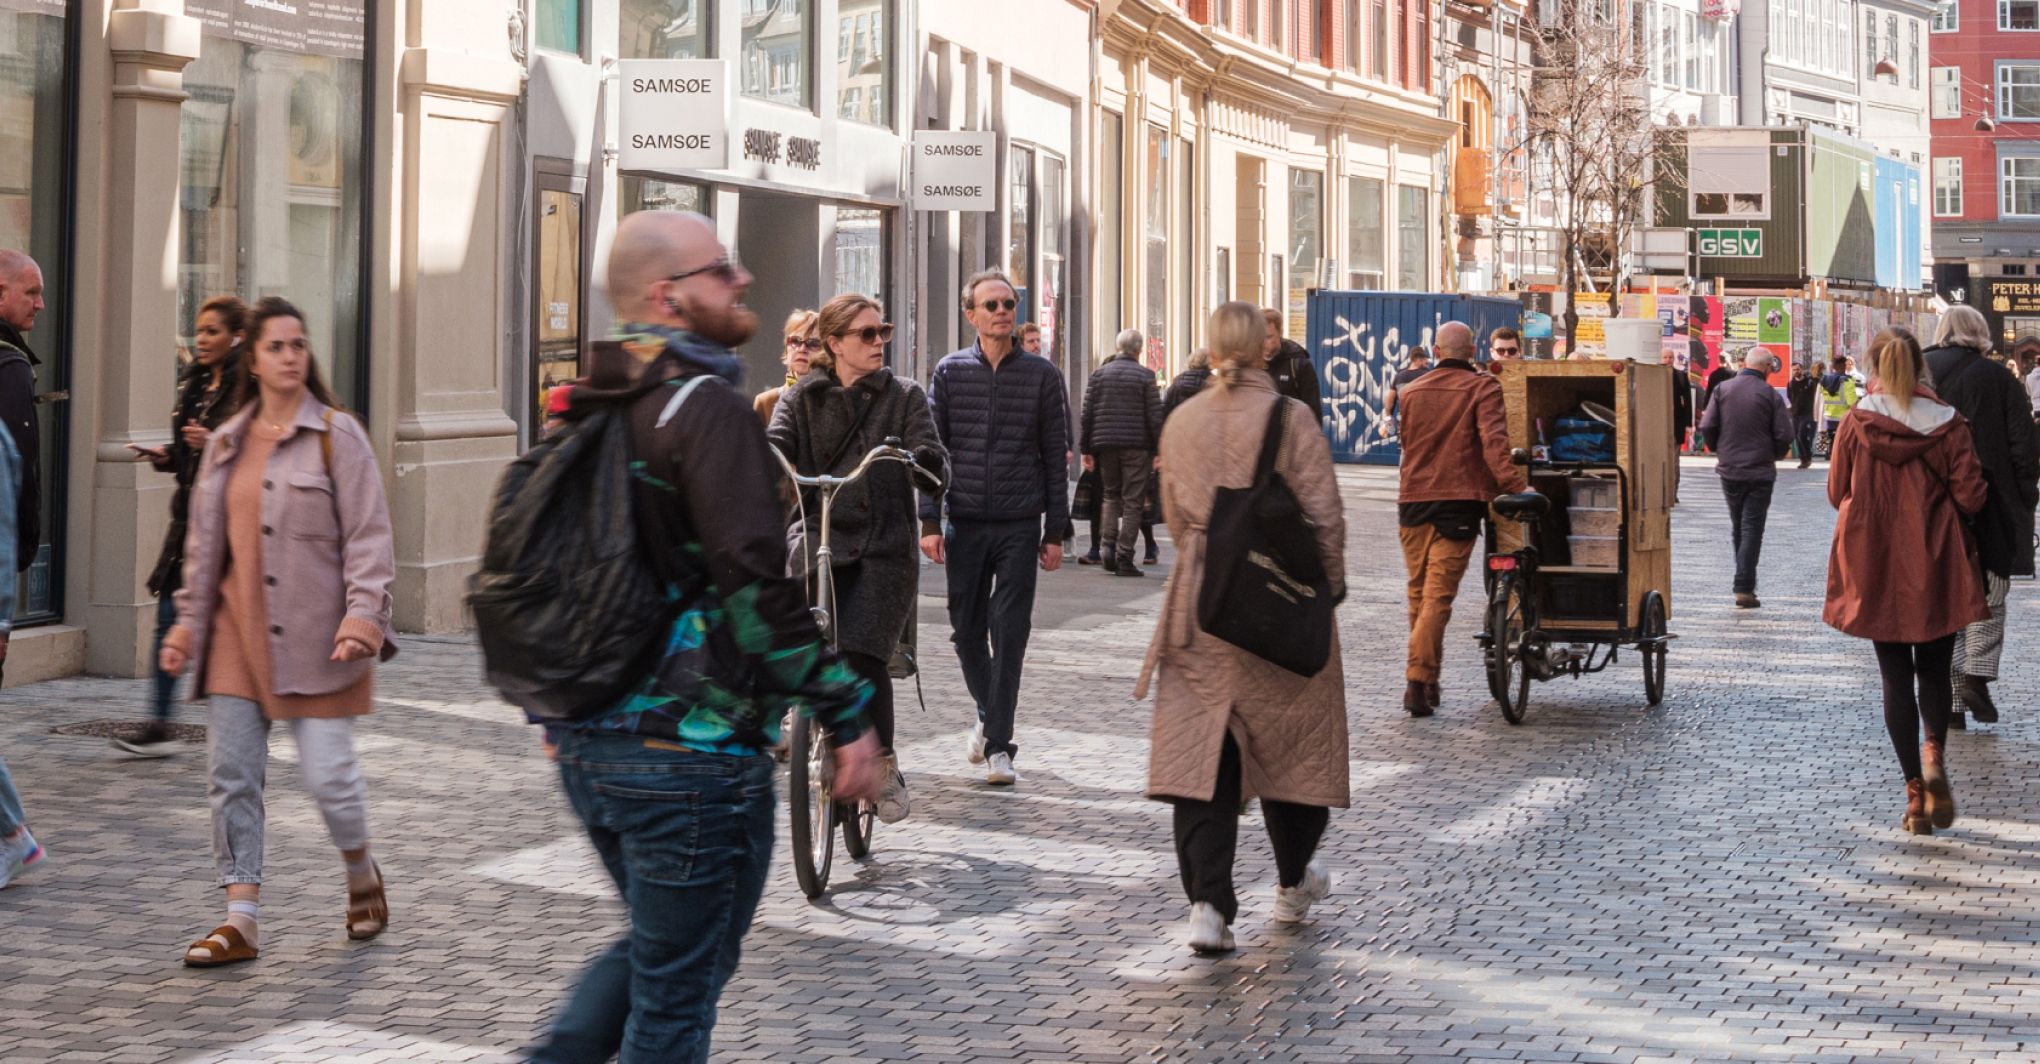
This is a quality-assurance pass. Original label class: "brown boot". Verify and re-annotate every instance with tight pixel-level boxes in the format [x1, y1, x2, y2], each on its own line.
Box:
[1903, 778, 1932, 835]
[1403, 680, 1433, 718]
[1922, 738, 1956, 829]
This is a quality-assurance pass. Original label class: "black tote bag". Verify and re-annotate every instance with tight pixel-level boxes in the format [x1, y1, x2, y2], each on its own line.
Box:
[1196, 398, 1335, 676]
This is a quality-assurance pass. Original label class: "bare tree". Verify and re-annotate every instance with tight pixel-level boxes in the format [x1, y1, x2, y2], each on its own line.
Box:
[1517, 2, 1664, 348]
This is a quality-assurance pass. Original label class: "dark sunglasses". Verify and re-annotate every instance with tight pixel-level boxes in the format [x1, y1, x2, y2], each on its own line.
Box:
[785, 337, 825, 351]
[1493, 345, 1520, 355]
[839, 323, 896, 345]
[974, 298, 1018, 312]
[667, 256, 742, 286]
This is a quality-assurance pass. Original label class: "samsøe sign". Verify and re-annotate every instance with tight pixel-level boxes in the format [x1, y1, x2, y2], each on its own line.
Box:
[912, 130, 997, 212]
[618, 59, 729, 172]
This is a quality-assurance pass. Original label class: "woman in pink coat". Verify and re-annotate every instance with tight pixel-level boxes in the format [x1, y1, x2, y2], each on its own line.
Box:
[1823, 328, 1988, 835]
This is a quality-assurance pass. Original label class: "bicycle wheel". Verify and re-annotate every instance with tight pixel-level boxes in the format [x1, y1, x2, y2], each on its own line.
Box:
[787, 711, 836, 900]
[1639, 591, 1668, 707]
[841, 800, 875, 859]
[1487, 575, 1533, 725]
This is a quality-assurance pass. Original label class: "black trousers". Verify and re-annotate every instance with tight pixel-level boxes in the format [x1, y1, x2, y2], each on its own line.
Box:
[1874, 636, 1955, 782]
[842, 651, 895, 752]
[1169, 733, 1329, 924]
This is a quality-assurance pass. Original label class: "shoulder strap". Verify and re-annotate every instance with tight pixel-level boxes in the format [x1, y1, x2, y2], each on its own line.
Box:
[1254, 397, 1289, 483]
[655, 374, 713, 428]
[821, 383, 883, 472]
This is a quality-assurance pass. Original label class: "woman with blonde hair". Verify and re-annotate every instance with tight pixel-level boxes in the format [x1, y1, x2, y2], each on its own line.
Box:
[1824, 327, 1988, 835]
[1138, 300, 1348, 954]
[754, 309, 821, 426]
[768, 293, 947, 822]
[162, 296, 398, 965]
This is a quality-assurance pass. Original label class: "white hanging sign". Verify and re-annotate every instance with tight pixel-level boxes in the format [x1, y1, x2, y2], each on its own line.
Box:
[617, 59, 729, 172]
[912, 130, 998, 212]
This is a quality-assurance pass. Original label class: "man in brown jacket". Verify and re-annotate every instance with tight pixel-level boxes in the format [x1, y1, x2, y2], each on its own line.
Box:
[1395, 322, 1526, 716]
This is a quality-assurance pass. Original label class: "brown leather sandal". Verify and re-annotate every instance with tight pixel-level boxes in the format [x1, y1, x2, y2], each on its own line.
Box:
[183, 924, 259, 968]
[347, 863, 388, 941]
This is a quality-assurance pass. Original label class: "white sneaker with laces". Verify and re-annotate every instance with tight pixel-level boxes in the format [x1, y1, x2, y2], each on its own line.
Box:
[0, 830, 44, 890]
[966, 721, 987, 765]
[985, 751, 1016, 786]
[874, 755, 911, 824]
[1271, 860, 1331, 925]
[1186, 902, 1234, 953]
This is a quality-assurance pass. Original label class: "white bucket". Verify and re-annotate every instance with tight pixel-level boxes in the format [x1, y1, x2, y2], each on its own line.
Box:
[1602, 317, 1662, 362]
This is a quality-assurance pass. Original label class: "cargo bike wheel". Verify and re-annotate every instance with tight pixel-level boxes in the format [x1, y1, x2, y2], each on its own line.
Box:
[1639, 591, 1668, 707]
[1485, 573, 1534, 725]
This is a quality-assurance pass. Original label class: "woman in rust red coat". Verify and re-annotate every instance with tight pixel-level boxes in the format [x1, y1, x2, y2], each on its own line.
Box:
[1823, 329, 1989, 836]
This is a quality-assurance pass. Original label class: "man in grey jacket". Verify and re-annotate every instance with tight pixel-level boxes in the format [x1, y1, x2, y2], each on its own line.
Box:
[1699, 351, 1794, 608]
[1081, 328, 1162, 576]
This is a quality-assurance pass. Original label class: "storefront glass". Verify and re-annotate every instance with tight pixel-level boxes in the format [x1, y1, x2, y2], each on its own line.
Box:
[1008, 144, 1033, 322]
[1097, 112, 1123, 377]
[1289, 169, 1322, 338]
[0, 1, 70, 620]
[832, 206, 884, 303]
[1396, 184, 1428, 290]
[741, 0, 810, 109]
[1143, 125, 1169, 370]
[536, 0, 580, 55]
[1039, 154, 1066, 369]
[1178, 138, 1193, 368]
[835, 0, 888, 126]
[1348, 175, 1385, 287]
[620, 176, 710, 215]
[178, 0, 368, 408]
[621, 0, 710, 58]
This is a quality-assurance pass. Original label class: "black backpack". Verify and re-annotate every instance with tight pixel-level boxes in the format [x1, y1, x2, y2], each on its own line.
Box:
[468, 376, 709, 723]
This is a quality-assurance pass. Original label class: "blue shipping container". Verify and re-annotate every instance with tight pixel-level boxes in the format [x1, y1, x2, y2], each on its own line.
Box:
[1306, 290, 1524, 465]
[1873, 155, 1924, 291]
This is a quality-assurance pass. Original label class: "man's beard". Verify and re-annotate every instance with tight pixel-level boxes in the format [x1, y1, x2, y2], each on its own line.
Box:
[681, 293, 758, 348]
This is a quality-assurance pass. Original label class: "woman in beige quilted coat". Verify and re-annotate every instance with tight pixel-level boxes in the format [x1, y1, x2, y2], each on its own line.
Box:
[1137, 300, 1349, 955]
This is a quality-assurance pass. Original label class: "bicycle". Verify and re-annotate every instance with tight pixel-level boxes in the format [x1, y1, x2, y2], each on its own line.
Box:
[771, 436, 937, 900]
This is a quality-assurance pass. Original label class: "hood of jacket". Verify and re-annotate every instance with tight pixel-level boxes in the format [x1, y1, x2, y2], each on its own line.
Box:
[1852, 391, 1960, 464]
[563, 324, 746, 415]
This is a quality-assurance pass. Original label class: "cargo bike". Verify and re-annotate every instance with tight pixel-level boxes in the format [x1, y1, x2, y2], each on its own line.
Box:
[1478, 359, 1679, 723]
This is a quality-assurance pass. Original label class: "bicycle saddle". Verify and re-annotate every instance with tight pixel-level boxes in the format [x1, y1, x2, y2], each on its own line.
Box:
[1491, 492, 1550, 521]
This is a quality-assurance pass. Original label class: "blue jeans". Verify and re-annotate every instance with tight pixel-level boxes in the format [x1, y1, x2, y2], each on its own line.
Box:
[149, 592, 178, 724]
[1793, 416, 1817, 464]
[0, 756, 23, 837]
[944, 517, 1042, 760]
[1719, 478, 1775, 595]
[531, 731, 776, 1064]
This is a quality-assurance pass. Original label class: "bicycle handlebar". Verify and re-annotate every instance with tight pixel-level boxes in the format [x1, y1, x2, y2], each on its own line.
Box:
[771, 438, 941, 493]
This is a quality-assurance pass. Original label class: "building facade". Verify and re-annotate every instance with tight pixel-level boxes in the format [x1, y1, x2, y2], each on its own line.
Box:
[1098, 0, 1455, 381]
[1928, 0, 2040, 345]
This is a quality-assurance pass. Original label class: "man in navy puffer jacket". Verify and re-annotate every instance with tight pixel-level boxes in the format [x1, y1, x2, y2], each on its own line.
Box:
[920, 269, 1070, 786]
[1081, 328, 1162, 575]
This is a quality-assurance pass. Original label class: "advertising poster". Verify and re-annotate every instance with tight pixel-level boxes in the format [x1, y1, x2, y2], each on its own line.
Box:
[1572, 292, 1611, 358]
[1657, 295, 1691, 368]
[176, 0, 364, 59]
[1757, 298, 1792, 345]
[1519, 292, 1557, 359]
[1687, 296, 1723, 381]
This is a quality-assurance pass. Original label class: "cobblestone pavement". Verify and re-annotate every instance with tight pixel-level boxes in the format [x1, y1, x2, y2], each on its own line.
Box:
[4, 461, 2040, 1063]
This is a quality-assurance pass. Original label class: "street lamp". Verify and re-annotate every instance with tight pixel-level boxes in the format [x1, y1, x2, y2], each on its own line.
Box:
[1872, 57, 1900, 80]
[1976, 115, 1998, 132]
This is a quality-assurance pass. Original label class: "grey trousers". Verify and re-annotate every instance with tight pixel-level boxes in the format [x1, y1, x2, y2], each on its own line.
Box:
[208, 695, 371, 886]
[1097, 449, 1152, 566]
[1954, 571, 2011, 681]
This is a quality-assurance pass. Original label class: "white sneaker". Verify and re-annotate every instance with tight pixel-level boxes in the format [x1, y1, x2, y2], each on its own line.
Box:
[874, 754, 911, 824]
[985, 751, 1016, 786]
[1186, 902, 1234, 953]
[966, 721, 987, 765]
[0, 830, 44, 890]
[1271, 861, 1331, 925]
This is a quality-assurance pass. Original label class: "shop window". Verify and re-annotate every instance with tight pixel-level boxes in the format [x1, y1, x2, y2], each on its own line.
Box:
[1144, 126, 1170, 370]
[1932, 67, 1961, 118]
[1933, 157, 1962, 216]
[741, 0, 811, 109]
[620, 176, 710, 214]
[621, 0, 710, 58]
[1008, 144, 1034, 323]
[1395, 185, 1428, 291]
[1288, 169, 1322, 338]
[1348, 176, 1384, 286]
[1179, 138, 1195, 364]
[1040, 154, 1068, 368]
[533, 180, 583, 430]
[536, 0, 582, 55]
[836, 0, 889, 127]
[832, 206, 885, 304]
[0, 4, 70, 621]
[179, 15, 369, 412]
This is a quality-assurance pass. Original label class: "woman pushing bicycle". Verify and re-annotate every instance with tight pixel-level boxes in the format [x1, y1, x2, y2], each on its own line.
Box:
[768, 293, 948, 824]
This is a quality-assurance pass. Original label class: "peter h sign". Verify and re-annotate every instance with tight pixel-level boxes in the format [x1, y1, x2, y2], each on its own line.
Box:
[912, 130, 997, 212]
[618, 59, 728, 172]
[1697, 228, 1763, 259]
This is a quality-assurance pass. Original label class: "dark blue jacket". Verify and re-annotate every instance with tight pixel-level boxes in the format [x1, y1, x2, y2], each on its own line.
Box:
[1080, 353, 1162, 453]
[923, 342, 1070, 540]
[1698, 369, 1792, 482]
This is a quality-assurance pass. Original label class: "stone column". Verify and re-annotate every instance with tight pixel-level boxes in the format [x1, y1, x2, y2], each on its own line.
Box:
[85, 0, 201, 676]
[385, 46, 523, 632]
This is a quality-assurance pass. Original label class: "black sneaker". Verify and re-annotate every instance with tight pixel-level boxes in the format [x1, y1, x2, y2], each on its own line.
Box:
[1102, 556, 1119, 574]
[1115, 564, 1145, 578]
[1959, 674, 2000, 724]
[1077, 550, 1101, 566]
[1143, 550, 1160, 566]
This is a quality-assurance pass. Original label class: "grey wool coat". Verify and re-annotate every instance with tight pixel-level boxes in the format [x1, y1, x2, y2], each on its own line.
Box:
[767, 367, 949, 661]
[1137, 371, 1349, 808]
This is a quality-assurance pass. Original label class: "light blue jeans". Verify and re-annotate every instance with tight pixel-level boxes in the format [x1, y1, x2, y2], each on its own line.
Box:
[208, 695, 371, 885]
[0, 756, 23, 838]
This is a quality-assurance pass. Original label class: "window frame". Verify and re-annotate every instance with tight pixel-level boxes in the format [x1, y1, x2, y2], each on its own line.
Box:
[2000, 61, 2040, 121]
[2004, 0, 2040, 29]
[834, 0, 893, 129]
[1932, 0, 1957, 30]
[2002, 155, 2040, 217]
[1933, 156, 1963, 216]
[1932, 66, 1962, 118]
[534, 0, 587, 58]
[739, 0, 816, 111]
